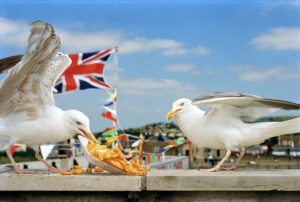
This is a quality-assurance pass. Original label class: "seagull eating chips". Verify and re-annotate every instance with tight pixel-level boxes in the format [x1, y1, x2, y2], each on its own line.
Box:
[167, 92, 300, 172]
[0, 21, 98, 174]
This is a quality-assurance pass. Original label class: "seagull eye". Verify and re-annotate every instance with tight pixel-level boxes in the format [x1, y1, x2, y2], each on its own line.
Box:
[179, 103, 184, 107]
[76, 121, 81, 125]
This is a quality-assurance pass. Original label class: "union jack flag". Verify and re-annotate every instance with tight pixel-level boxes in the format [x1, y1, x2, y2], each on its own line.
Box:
[54, 49, 113, 93]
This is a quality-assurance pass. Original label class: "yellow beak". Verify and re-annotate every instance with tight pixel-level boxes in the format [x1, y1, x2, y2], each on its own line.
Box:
[80, 129, 99, 144]
[166, 109, 182, 120]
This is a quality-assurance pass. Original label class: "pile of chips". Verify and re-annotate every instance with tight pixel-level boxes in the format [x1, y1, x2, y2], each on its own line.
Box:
[59, 165, 105, 175]
[59, 165, 83, 175]
[87, 141, 150, 176]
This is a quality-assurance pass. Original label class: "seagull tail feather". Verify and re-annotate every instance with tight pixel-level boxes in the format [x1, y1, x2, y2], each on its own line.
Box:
[263, 117, 300, 139]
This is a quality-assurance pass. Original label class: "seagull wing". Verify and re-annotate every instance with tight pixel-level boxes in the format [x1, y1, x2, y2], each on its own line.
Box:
[0, 55, 23, 74]
[0, 21, 71, 118]
[192, 92, 300, 122]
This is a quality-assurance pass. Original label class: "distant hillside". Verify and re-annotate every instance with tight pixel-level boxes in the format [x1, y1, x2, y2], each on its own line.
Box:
[95, 115, 299, 139]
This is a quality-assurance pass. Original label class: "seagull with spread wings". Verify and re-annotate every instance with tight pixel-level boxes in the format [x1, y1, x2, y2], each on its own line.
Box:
[0, 21, 98, 174]
[167, 92, 300, 172]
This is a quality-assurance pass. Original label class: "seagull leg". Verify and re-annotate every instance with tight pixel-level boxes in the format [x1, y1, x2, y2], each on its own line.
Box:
[35, 151, 60, 173]
[200, 149, 231, 172]
[6, 147, 35, 174]
[221, 148, 245, 171]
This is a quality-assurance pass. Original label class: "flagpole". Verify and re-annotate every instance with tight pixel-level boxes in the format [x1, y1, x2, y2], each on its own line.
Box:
[112, 47, 118, 147]
[188, 143, 192, 169]
[114, 47, 118, 89]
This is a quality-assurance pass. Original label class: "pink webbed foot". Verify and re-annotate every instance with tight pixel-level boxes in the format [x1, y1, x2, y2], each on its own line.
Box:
[220, 165, 237, 171]
[200, 167, 220, 172]
[48, 166, 60, 173]
[13, 166, 35, 174]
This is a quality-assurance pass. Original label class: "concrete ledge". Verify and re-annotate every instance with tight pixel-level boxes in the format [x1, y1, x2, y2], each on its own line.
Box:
[146, 169, 300, 191]
[0, 169, 299, 192]
[0, 171, 143, 191]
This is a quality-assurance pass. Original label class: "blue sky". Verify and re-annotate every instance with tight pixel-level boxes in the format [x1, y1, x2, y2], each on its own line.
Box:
[0, 0, 299, 132]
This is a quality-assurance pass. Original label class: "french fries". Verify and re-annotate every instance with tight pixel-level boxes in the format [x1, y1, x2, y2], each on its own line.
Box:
[87, 141, 150, 176]
[94, 166, 104, 173]
[59, 140, 151, 176]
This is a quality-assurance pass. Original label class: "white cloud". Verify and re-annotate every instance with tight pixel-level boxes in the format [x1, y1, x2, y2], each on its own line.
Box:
[0, 17, 29, 48]
[0, 17, 210, 56]
[162, 45, 210, 56]
[192, 45, 211, 55]
[164, 64, 196, 72]
[231, 66, 300, 81]
[118, 38, 181, 54]
[250, 27, 300, 50]
[57, 28, 122, 52]
[229, 65, 256, 72]
[118, 76, 199, 98]
[163, 64, 213, 76]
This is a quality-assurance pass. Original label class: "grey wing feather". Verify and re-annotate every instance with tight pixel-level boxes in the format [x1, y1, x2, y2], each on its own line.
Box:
[192, 92, 300, 122]
[0, 21, 70, 118]
[0, 55, 23, 74]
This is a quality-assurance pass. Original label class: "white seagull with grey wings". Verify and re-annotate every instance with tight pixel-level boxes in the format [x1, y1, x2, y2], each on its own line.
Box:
[0, 21, 98, 174]
[167, 92, 300, 172]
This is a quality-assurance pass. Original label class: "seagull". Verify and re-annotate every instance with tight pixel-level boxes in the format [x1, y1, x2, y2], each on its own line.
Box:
[0, 21, 98, 174]
[167, 92, 300, 172]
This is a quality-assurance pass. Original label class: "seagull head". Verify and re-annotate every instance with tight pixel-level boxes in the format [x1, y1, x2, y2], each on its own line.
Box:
[166, 98, 192, 120]
[64, 110, 99, 144]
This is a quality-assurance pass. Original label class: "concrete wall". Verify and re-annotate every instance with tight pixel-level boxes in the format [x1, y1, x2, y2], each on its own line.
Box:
[0, 169, 299, 201]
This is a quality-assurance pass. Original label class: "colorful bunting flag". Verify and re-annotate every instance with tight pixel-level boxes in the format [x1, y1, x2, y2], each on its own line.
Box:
[103, 101, 114, 107]
[174, 139, 184, 145]
[139, 134, 145, 165]
[107, 90, 117, 99]
[130, 150, 139, 154]
[40, 144, 55, 160]
[151, 154, 156, 163]
[118, 134, 128, 141]
[102, 126, 117, 138]
[157, 133, 165, 142]
[124, 152, 133, 161]
[102, 111, 118, 123]
[102, 106, 117, 115]
[106, 136, 118, 145]
[168, 140, 177, 146]
[131, 139, 141, 147]
[157, 154, 161, 162]
[147, 154, 151, 164]
[139, 133, 145, 141]
[10, 145, 21, 156]
[117, 143, 123, 150]
[157, 144, 174, 153]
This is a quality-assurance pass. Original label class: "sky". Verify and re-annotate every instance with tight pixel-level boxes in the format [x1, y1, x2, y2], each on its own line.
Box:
[0, 0, 299, 132]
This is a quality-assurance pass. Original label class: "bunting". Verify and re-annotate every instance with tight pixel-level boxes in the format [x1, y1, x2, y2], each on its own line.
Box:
[118, 134, 128, 141]
[174, 139, 184, 145]
[168, 139, 178, 146]
[139, 133, 145, 165]
[10, 145, 21, 156]
[102, 106, 117, 115]
[102, 126, 117, 138]
[131, 139, 141, 147]
[102, 111, 118, 123]
[106, 136, 119, 145]
[157, 144, 174, 153]
[40, 144, 55, 160]
[157, 133, 165, 142]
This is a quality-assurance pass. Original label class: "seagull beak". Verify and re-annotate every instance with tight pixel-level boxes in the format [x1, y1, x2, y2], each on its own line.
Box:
[79, 129, 99, 144]
[166, 109, 181, 120]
